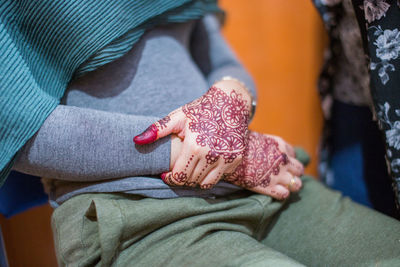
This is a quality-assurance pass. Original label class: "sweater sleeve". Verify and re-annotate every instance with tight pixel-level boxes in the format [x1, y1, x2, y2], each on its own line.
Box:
[13, 105, 171, 182]
[190, 14, 257, 99]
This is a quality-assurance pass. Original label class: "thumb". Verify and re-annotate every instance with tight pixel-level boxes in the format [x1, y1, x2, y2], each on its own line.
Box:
[133, 110, 184, 145]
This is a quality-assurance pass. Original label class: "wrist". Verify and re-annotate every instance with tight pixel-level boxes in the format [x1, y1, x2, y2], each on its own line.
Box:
[213, 80, 250, 99]
[212, 77, 256, 122]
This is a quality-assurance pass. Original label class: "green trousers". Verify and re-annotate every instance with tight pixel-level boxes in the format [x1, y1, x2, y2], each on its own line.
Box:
[51, 176, 400, 267]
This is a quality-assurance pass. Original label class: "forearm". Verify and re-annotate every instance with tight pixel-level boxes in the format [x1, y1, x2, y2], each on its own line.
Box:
[13, 105, 170, 181]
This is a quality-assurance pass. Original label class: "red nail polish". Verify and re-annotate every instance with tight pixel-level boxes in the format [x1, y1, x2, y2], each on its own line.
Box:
[161, 172, 168, 182]
[133, 124, 158, 145]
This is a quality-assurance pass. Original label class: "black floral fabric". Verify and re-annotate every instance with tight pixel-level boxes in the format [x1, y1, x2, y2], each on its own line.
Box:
[352, 0, 400, 208]
[314, 0, 400, 208]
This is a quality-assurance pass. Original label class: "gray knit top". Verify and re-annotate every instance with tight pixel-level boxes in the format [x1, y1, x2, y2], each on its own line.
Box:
[13, 15, 257, 207]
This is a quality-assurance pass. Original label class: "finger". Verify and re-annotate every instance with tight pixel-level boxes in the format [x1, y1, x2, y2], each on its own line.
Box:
[179, 154, 201, 187]
[290, 177, 302, 192]
[245, 183, 290, 200]
[223, 158, 242, 175]
[263, 134, 286, 150]
[162, 171, 189, 187]
[285, 143, 296, 158]
[268, 184, 290, 200]
[134, 109, 185, 145]
[163, 150, 199, 187]
[190, 157, 216, 187]
[287, 157, 304, 177]
[161, 172, 168, 182]
[263, 134, 295, 158]
[182, 159, 202, 187]
[276, 171, 301, 192]
[199, 165, 225, 189]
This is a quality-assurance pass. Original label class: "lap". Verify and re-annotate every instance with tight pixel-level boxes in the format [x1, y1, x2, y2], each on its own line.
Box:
[115, 230, 303, 267]
[52, 177, 400, 266]
[262, 176, 400, 266]
[52, 192, 303, 266]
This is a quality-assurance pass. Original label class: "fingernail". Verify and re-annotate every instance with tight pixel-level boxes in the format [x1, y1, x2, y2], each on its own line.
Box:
[133, 124, 158, 145]
[161, 172, 168, 182]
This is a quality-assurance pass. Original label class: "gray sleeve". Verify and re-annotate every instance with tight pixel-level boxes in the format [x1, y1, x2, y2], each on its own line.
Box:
[13, 105, 171, 182]
[190, 14, 257, 99]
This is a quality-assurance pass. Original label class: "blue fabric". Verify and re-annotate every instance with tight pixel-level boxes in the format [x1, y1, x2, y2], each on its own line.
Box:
[325, 100, 396, 216]
[329, 143, 371, 206]
[0, 171, 47, 218]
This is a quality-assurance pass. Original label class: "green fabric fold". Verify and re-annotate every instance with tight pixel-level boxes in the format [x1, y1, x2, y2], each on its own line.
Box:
[0, 0, 221, 187]
[294, 147, 310, 167]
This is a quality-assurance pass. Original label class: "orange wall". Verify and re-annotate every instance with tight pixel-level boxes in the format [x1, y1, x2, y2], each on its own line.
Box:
[0, 2, 325, 266]
[0, 206, 57, 267]
[220, 0, 324, 176]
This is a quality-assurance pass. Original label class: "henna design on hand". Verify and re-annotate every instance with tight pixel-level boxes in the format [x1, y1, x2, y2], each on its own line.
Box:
[182, 156, 196, 187]
[135, 86, 251, 188]
[157, 115, 171, 130]
[165, 155, 198, 187]
[165, 172, 188, 186]
[224, 132, 289, 188]
[182, 86, 250, 164]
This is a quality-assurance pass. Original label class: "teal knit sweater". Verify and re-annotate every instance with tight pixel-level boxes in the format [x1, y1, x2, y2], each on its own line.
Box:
[0, 0, 220, 186]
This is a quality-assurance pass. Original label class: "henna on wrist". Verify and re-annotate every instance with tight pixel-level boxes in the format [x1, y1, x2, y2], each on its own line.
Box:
[215, 77, 256, 122]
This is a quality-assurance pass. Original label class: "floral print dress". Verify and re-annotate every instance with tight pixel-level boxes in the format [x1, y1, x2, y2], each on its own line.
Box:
[313, 0, 400, 210]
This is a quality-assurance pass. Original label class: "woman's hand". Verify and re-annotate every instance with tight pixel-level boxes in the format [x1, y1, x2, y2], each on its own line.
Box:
[134, 80, 252, 188]
[223, 131, 304, 200]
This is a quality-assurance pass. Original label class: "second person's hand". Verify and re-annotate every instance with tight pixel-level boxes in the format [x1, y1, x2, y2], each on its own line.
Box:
[224, 131, 304, 200]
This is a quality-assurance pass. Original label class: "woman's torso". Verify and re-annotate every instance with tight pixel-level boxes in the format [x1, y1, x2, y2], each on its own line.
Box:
[46, 20, 242, 207]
